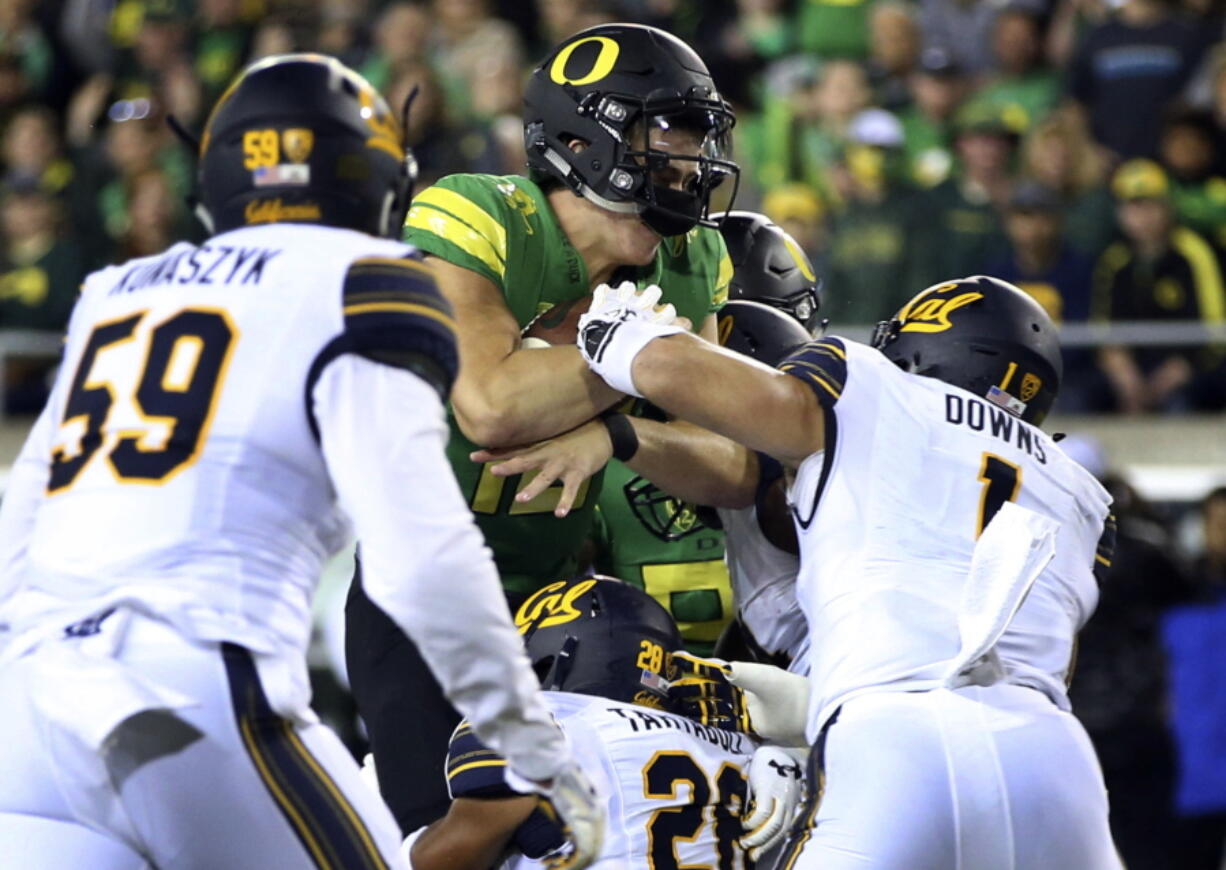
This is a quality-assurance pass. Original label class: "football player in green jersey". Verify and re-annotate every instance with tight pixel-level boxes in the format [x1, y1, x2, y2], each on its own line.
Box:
[346, 23, 740, 835]
[483, 214, 820, 660]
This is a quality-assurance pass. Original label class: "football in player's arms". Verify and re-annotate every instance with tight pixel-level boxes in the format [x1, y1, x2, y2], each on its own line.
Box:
[405, 577, 805, 869]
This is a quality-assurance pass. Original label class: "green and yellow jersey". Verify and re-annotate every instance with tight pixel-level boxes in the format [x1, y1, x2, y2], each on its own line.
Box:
[404, 173, 731, 597]
[593, 460, 733, 655]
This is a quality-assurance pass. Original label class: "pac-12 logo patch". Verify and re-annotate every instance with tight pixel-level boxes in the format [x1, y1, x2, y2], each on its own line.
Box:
[281, 128, 314, 163]
[1020, 372, 1042, 402]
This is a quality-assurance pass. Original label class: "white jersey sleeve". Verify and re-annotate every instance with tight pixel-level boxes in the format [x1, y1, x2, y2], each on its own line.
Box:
[313, 354, 565, 782]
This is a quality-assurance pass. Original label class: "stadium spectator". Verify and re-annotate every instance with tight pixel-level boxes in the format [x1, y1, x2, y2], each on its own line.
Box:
[1159, 106, 1226, 249]
[1, 106, 72, 198]
[1070, 469, 1196, 870]
[1160, 486, 1226, 868]
[912, 99, 1016, 285]
[918, 0, 1006, 78]
[1020, 109, 1117, 257]
[985, 181, 1099, 411]
[0, 181, 82, 332]
[191, 0, 257, 104]
[431, 0, 524, 125]
[116, 167, 189, 260]
[976, 4, 1061, 131]
[1068, 0, 1213, 160]
[867, 0, 922, 111]
[359, 1, 432, 93]
[761, 182, 831, 280]
[987, 180, 1094, 323]
[900, 47, 965, 188]
[1093, 159, 1226, 412]
[0, 0, 53, 102]
[825, 108, 925, 323]
[796, 0, 879, 60]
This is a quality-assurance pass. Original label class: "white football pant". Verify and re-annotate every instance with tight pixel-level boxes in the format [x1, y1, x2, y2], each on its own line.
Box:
[0, 609, 405, 869]
[776, 684, 1123, 870]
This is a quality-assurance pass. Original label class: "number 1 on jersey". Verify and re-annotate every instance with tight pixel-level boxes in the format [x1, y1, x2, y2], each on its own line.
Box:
[975, 452, 1022, 537]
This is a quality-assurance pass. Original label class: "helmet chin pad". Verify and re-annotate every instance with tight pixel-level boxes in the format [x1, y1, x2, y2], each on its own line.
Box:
[641, 185, 701, 236]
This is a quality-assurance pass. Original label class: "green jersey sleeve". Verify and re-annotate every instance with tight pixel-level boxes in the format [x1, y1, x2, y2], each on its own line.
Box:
[403, 174, 512, 290]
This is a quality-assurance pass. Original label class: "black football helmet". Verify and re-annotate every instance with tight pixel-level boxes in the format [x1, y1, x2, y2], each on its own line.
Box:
[515, 576, 683, 709]
[524, 23, 738, 238]
[871, 275, 1062, 425]
[719, 299, 814, 368]
[716, 211, 822, 331]
[196, 53, 416, 238]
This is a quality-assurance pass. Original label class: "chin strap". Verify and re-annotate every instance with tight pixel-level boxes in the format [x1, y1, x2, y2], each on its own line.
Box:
[542, 146, 642, 215]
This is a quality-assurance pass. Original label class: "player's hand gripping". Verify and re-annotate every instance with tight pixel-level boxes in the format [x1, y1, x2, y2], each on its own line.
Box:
[532, 762, 605, 869]
[578, 281, 687, 396]
[470, 417, 614, 518]
[667, 653, 812, 746]
[666, 651, 755, 733]
[741, 746, 806, 861]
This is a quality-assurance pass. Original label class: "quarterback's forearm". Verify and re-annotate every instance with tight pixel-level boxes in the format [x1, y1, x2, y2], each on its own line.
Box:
[410, 797, 535, 870]
[315, 355, 567, 782]
[631, 333, 824, 466]
[454, 344, 622, 447]
[627, 418, 757, 509]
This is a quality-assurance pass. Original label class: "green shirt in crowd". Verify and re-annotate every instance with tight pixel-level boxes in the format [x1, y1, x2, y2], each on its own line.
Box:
[797, 0, 877, 59]
[593, 460, 733, 656]
[0, 238, 85, 331]
[404, 173, 731, 597]
[827, 187, 927, 324]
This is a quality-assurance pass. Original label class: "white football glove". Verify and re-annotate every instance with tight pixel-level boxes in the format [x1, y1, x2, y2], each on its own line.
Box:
[740, 746, 807, 861]
[726, 661, 812, 746]
[577, 280, 684, 396]
[507, 761, 605, 870]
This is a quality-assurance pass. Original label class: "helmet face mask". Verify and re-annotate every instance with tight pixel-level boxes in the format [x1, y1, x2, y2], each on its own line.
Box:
[525, 24, 739, 237]
[871, 276, 1063, 425]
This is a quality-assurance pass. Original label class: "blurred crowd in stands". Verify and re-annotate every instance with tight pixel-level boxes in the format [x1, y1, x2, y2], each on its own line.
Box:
[2, 0, 1226, 414]
[2, 2, 1225, 866]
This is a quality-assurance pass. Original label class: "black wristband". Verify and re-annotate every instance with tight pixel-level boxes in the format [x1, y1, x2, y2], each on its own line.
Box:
[601, 413, 639, 462]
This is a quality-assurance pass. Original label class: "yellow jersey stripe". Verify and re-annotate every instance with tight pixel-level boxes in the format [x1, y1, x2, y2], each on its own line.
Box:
[239, 717, 335, 869]
[343, 301, 457, 332]
[283, 725, 389, 870]
[407, 203, 506, 280]
[1172, 227, 1226, 323]
[714, 252, 734, 306]
[1095, 553, 1112, 567]
[447, 759, 508, 780]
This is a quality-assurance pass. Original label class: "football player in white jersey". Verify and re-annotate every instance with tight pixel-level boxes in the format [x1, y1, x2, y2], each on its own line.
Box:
[575, 275, 1121, 869]
[0, 54, 602, 869]
[406, 576, 803, 869]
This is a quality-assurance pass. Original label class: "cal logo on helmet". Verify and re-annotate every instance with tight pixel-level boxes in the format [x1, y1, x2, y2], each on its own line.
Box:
[899, 286, 984, 334]
[514, 579, 597, 634]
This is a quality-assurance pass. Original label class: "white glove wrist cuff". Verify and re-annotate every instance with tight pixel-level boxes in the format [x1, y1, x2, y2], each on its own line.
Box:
[590, 320, 684, 397]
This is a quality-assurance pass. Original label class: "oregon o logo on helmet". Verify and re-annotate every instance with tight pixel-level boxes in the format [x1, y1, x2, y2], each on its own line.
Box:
[549, 36, 621, 86]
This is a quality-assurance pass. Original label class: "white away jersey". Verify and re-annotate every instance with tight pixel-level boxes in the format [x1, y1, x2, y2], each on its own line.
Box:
[0, 223, 454, 661]
[446, 691, 756, 869]
[779, 338, 1112, 738]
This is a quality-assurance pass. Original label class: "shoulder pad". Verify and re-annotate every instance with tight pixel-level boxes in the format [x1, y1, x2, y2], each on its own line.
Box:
[778, 336, 847, 408]
[446, 720, 514, 799]
[404, 174, 510, 287]
[305, 253, 457, 440]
